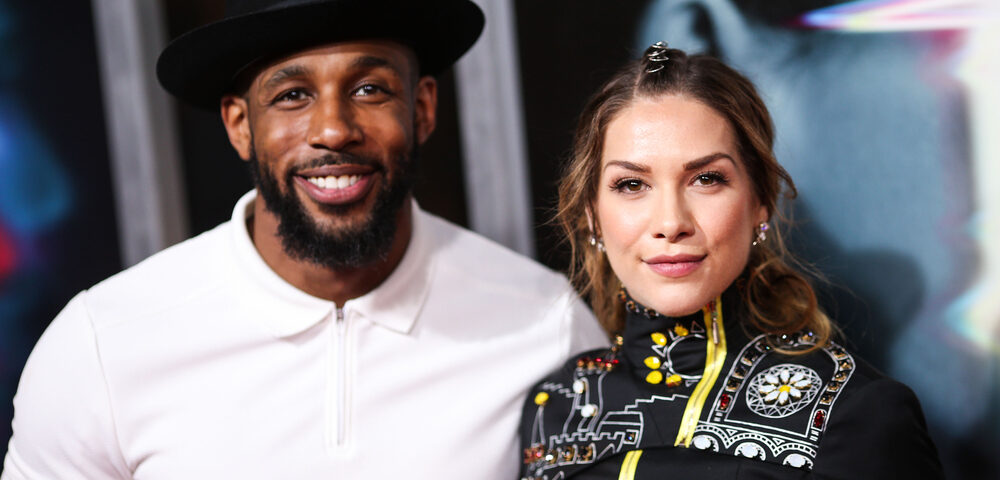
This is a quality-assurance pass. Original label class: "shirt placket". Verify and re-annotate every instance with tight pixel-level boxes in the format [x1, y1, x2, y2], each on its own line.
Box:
[327, 305, 353, 451]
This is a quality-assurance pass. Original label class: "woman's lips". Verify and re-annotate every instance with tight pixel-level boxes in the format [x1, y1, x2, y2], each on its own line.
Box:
[644, 254, 706, 278]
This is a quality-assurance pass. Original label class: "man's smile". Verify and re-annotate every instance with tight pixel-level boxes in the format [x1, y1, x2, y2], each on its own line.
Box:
[293, 171, 378, 206]
[292, 162, 381, 206]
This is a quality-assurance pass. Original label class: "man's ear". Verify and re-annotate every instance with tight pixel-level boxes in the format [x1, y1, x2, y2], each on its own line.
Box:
[414, 76, 438, 145]
[220, 94, 252, 161]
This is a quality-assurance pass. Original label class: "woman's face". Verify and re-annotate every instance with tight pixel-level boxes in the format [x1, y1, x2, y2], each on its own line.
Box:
[595, 94, 766, 317]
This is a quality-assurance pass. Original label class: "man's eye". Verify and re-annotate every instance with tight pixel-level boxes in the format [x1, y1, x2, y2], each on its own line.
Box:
[275, 89, 307, 103]
[354, 84, 386, 97]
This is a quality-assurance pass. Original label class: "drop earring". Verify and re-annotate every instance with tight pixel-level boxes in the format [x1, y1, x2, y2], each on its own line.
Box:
[752, 222, 769, 246]
[588, 234, 606, 252]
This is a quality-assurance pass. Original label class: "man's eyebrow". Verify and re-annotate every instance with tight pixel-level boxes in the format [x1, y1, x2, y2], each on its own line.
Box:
[683, 153, 735, 171]
[262, 65, 310, 90]
[350, 55, 395, 71]
[603, 160, 652, 174]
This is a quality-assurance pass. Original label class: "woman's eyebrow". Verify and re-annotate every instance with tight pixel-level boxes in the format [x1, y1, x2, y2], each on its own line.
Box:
[603, 160, 652, 174]
[683, 153, 735, 171]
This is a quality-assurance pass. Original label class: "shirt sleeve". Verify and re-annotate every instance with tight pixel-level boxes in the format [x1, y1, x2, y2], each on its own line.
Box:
[2, 293, 131, 479]
[811, 377, 944, 480]
[563, 288, 610, 355]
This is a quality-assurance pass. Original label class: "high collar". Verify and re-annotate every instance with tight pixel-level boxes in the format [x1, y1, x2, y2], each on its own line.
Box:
[225, 190, 435, 337]
[619, 288, 743, 384]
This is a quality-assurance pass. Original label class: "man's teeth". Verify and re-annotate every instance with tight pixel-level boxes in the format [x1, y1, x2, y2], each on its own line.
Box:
[306, 175, 361, 189]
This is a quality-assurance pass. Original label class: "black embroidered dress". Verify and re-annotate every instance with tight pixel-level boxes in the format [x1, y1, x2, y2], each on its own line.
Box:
[519, 290, 943, 479]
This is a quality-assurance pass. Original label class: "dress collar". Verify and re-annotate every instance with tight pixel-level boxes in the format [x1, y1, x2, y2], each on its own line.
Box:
[618, 288, 741, 385]
[226, 190, 435, 337]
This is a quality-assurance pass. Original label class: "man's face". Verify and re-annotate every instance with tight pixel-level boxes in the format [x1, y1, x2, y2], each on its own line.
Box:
[221, 41, 437, 268]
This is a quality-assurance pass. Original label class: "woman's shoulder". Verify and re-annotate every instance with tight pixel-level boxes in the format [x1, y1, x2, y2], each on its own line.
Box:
[806, 353, 945, 478]
[668, 331, 943, 476]
[711, 334, 944, 477]
[520, 346, 621, 415]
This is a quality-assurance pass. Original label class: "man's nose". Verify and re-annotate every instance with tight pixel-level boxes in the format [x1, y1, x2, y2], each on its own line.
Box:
[307, 96, 363, 150]
[650, 191, 695, 243]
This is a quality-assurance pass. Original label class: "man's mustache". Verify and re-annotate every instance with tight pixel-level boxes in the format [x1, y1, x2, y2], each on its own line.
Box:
[290, 152, 383, 174]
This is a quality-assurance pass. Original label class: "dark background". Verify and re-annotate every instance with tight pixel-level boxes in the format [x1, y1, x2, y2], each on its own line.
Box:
[1, 1, 995, 478]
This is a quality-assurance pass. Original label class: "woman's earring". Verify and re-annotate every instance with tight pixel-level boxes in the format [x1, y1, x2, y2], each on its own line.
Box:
[588, 234, 606, 252]
[752, 222, 769, 246]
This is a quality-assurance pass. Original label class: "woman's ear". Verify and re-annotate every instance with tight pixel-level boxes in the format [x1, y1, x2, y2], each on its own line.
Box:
[757, 204, 769, 226]
[586, 206, 599, 236]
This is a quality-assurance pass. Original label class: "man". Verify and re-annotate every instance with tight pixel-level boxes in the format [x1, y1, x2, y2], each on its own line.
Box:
[2, 0, 606, 478]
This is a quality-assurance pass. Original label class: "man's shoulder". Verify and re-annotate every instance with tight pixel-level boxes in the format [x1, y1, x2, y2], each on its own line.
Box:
[421, 212, 571, 297]
[81, 222, 233, 328]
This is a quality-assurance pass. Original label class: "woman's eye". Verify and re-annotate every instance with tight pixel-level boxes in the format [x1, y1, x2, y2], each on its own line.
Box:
[615, 179, 645, 193]
[693, 172, 726, 186]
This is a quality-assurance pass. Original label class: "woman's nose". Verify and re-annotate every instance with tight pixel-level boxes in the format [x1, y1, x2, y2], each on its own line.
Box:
[651, 192, 695, 242]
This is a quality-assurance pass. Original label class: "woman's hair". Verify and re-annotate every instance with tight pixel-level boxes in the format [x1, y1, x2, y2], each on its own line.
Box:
[557, 43, 834, 352]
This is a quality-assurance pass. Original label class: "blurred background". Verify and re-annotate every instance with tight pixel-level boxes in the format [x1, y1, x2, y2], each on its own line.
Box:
[1, 0, 997, 477]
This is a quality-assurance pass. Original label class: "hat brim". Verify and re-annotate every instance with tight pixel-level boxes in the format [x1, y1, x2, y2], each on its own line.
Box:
[156, 0, 484, 110]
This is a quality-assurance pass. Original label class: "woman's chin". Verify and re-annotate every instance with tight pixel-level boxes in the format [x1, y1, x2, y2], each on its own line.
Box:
[627, 284, 720, 318]
[632, 295, 707, 318]
[652, 304, 705, 318]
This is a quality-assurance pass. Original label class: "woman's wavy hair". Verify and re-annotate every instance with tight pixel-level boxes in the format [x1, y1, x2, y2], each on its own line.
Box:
[557, 44, 834, 352]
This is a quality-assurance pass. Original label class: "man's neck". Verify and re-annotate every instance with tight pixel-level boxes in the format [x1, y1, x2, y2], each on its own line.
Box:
[248, 197, 413, 306]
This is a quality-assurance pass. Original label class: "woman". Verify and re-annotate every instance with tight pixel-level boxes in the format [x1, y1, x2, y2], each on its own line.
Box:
[519, 43, 943, 479]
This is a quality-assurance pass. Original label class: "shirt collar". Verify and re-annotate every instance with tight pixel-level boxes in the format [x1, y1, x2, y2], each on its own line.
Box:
[226, 190, 435, 337]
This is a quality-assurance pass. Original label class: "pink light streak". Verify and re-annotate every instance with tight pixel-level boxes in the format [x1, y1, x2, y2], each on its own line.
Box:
[796, 0, 994, 32]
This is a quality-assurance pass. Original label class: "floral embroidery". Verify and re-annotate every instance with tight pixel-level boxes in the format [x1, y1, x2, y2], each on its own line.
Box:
[746, 364, 822, 418]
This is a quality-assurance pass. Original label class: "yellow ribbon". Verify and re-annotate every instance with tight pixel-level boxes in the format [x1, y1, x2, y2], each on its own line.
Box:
[618, 450, 643, 480]
[674, 296, 726, 447]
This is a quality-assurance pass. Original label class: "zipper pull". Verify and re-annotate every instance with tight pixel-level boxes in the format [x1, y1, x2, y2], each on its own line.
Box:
[711, 300, 719, 345]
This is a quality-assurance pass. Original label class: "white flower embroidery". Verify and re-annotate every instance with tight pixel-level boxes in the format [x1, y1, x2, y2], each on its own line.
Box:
[746, 364, 823, 418]
[759, 368, 812, 405]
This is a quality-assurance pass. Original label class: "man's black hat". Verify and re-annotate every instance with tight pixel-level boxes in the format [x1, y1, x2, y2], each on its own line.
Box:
[156, 0, 485, 109]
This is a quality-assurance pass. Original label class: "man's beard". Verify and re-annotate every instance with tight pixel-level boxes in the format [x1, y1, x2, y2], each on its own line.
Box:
[248, 146, 417, 270]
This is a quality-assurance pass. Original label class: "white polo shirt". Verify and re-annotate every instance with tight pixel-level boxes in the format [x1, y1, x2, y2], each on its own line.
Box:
[3, 191, 607, 479]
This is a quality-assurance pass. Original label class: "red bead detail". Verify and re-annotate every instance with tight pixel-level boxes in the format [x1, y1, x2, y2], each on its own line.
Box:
[595, 357, 605, 364]
[719, 393, 731, 410]
[813, 410, 826, 429]
[611, 359, 620, 365]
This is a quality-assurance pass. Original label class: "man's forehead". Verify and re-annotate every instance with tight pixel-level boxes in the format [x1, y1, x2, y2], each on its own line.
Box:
[253, 40, 419, 82]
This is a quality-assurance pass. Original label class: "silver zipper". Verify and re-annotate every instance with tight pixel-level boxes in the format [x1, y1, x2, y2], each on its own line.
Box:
[335, 306, 347, 447]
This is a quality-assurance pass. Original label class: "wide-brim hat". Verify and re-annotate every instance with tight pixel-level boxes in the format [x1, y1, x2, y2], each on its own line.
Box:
[156, 0, 485, 110]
